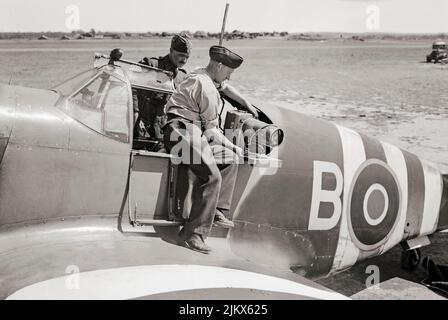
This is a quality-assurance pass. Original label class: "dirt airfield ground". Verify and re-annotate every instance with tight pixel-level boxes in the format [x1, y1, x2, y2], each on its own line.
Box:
[0, 38, 447, 298]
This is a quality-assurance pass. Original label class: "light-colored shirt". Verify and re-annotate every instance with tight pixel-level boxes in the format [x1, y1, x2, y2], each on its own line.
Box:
[165, 68, 226, 131]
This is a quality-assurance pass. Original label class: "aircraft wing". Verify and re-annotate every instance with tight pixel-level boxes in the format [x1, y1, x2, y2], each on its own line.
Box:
[0, 216, 348, 300]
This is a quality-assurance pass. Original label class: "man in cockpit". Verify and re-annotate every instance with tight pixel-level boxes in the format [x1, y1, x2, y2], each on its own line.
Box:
[163, 45, 257, 254]
[133, 33, 192, 142]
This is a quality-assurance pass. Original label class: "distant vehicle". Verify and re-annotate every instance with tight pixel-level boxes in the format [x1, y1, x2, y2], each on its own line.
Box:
[426, 41, 448, 63]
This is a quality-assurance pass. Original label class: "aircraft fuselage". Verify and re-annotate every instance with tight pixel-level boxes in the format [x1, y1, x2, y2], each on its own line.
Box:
[0, 64, 446, 285]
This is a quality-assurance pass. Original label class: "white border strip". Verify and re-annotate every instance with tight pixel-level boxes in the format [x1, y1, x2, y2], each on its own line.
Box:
[331, 126, 365, 272]
[7, 265, 349, 300]
[380, 142, 408, 253]
[420, 160, 443, 236]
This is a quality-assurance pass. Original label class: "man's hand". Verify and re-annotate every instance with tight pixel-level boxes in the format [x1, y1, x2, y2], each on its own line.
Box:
[204, 127, 245, 161]
[242, 101, 258, 119]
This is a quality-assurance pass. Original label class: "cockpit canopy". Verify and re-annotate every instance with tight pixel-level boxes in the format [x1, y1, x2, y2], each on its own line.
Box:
[51, 50, 176, 145]
[93, 53, 175, 94]
[53, 66, 131, 143]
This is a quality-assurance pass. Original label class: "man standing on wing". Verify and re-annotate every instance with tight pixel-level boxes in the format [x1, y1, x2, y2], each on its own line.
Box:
[163, 45, 257, 254]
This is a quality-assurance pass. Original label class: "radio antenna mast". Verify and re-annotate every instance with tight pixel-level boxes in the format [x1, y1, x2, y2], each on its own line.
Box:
[219, 3, 230, 46]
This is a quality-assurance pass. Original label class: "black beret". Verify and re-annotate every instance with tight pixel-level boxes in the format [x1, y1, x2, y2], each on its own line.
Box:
[171, 34, 191, 54]
[209, 45, 243, 69]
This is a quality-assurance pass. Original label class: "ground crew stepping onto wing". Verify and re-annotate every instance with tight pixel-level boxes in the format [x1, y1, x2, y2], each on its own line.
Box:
[164, 45, 255, 254]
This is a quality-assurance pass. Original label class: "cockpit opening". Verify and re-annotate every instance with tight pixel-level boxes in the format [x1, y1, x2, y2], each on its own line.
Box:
[131, 86, 169, 153]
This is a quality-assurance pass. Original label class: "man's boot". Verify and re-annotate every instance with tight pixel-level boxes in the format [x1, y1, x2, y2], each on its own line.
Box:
[213, 209, 235, 228]
[179, 228, 212, 254]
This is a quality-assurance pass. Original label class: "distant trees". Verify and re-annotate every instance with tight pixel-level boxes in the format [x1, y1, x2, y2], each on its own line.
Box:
[193, 31, 208, 39]
[0, 30, 298, 41]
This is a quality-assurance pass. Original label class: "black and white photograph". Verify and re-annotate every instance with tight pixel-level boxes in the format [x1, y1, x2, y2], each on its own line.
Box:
[0, 0, 447, 305]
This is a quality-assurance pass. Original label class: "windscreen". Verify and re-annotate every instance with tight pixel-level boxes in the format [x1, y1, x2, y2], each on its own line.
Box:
[52, 69, 101, 97]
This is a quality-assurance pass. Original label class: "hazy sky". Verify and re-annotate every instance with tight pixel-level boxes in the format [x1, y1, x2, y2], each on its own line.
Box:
[1, 0, 447, 33]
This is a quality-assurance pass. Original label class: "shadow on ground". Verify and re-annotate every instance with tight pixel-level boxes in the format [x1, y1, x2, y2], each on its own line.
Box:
[316, 232, 448, 297]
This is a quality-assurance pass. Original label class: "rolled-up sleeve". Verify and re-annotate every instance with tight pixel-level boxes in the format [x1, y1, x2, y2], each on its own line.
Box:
[197, 82, 219, 130]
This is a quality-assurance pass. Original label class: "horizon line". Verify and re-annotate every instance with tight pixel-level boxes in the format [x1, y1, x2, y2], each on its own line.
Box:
[1, 30, 448, 35]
